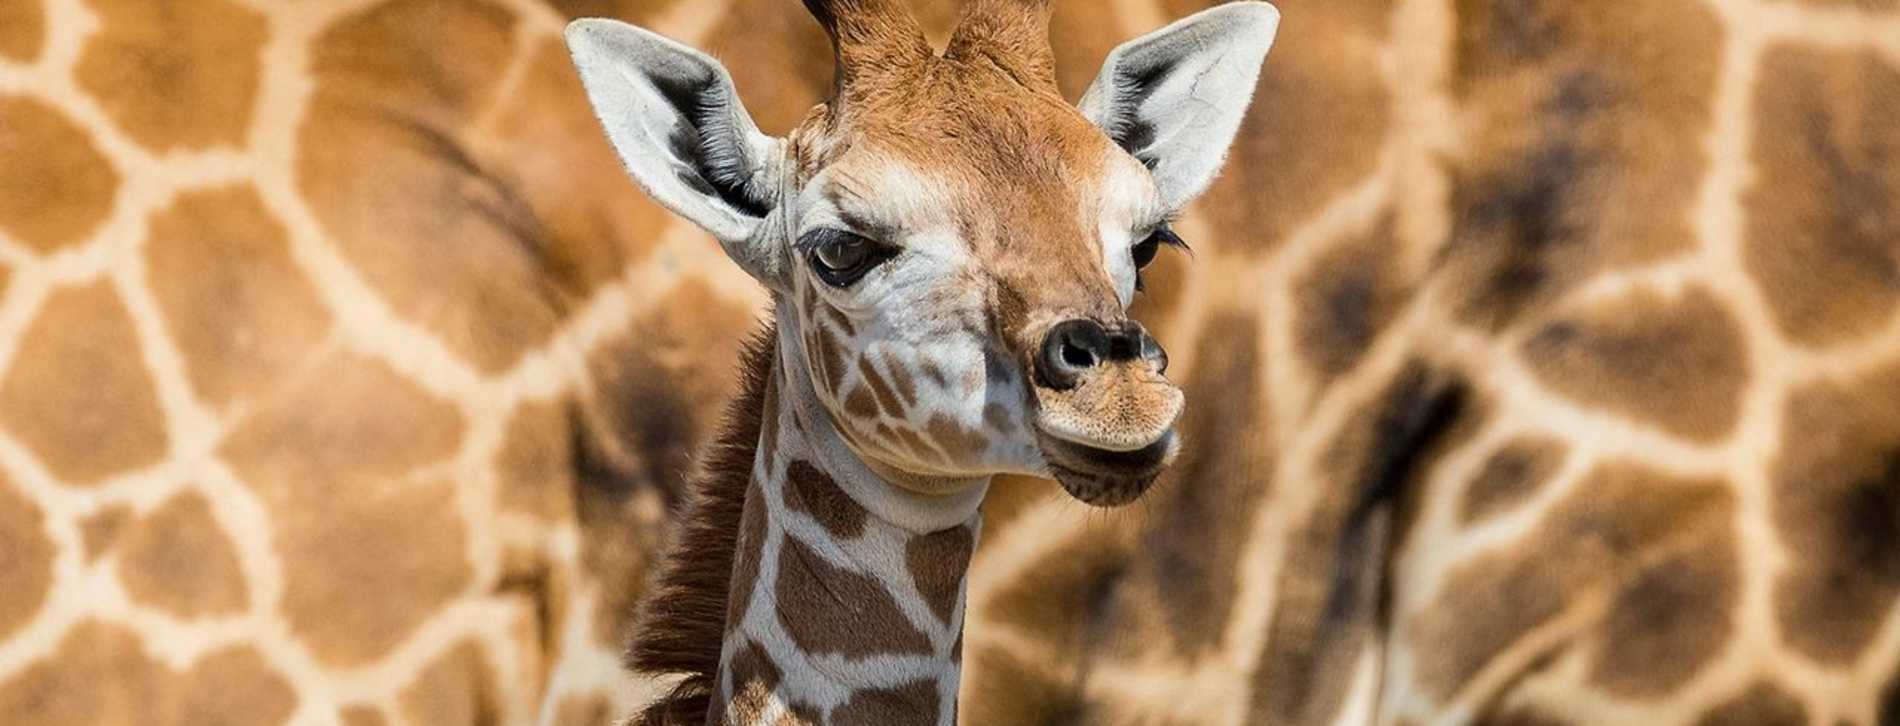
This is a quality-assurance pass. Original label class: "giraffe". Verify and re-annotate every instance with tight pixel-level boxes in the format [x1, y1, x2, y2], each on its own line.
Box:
[560, 1, 1278, 722]
[0, 0, 801, 724]
[1, 0, 1896, 725]
[946, 1, 1900, 725]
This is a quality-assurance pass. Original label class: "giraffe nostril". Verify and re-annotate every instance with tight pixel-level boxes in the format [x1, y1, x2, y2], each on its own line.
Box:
[1038, 319, 1113, 390]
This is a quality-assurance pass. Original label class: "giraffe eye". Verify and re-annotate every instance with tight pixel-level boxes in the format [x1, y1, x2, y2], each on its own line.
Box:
[1131, 227, 1184, 270]
[804, 230, 895, 287]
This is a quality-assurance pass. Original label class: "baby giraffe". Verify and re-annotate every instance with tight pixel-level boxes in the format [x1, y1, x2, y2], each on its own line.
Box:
[565, 0, 1277, 723]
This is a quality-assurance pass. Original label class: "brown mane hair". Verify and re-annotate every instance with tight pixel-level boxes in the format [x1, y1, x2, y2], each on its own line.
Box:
[624, 322, 778, 725]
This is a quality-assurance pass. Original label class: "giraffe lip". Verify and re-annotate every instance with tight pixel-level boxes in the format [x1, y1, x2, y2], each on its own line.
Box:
[1036, 430, 1177, 507]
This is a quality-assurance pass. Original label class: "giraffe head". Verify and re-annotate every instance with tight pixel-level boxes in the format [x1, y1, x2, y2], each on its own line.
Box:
[567, 0, 1277, 505]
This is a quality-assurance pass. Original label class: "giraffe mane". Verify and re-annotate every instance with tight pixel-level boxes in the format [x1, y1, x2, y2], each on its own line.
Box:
[623, 320, 778, 726]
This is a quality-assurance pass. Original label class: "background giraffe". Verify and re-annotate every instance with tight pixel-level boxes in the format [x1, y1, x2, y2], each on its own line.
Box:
[0, 0, 1894, 725]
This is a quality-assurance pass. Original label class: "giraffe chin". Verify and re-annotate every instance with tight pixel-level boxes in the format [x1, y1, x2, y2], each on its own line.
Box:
[1037, 429, 1179, 507]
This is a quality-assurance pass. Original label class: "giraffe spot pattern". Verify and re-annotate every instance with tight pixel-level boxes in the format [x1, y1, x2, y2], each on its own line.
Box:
[725, 638, 822, 725]
[1146, 309, 1269, 659]
[0, 472, 54, 644]
[475, 38, 669, 294]
[0, 282, 168, 484]
[1167, 0, 1392, 255]
[1459, 436, 1566, 525]
[960, 643, 1093, 725]
[1694, 681, 1808, 726]
[0, 621, 296, 726]
[220, 353, 470, 667]
[398, 641, 503, 726]
[1408, 461, 1736, 702]
[831, 679, 940, 726]
[114, 490, 249, 618]
[338, 706, 388, 726]
[492, 400, 577, 524]
[299, 0, 564, 373]
[775, 535, 933, 658]
[78, 504, 130, 563]
[783, 459, 867, 540]
[1442, 0, 1720, 330]
[0, 0, 43, 62]
[906, 523, 974, 628]
[1293, 214, 1412, 385]
[0, 96, 119, 253]
[727, 480, 769, 631]
[1254, 364, 1474, 724]
[145, 185, 332, 412]
[1770, 360, 1900, 665]
[74, 0, 265, 151]
[1520, 287, 1749, 443]
[1743, 46, 1900, 349]
[579, 282, 755, 643]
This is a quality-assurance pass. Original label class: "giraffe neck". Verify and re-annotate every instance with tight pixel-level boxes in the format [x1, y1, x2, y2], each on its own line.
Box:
[708, 304, 985, 725]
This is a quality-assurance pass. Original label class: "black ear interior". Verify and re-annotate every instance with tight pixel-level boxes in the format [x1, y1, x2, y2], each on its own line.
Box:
[1097, 53, 1178, 170]
[648, 68, 772, 219]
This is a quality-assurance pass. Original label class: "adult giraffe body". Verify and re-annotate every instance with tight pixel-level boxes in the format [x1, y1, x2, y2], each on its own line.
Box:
[1, 0, 1898, 725]
[563, 1, 1279, 722]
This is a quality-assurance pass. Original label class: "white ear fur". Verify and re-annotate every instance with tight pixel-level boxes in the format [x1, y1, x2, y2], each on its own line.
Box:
[1079, 2, 1280, 210]
[565, 18, 787, 282]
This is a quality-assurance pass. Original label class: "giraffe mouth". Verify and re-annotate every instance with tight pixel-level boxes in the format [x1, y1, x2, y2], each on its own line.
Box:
[1035, 429, 1178, 507]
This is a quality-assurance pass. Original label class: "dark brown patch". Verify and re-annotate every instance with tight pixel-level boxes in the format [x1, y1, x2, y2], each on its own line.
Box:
[0, 96, 119, 253]
[1294, 214, 1412, 385]
[783, 459, 867, 540]
[1587, 536, 1739, 697]
[0, 282, 168, 484]
[832, 679, 940, 726]
[888, 361, 918, 408]
[844, 384, 881, 421]
[74, 0, 265, 151]
[860, 357, 904, 415]
[0, 0, 43, 62]
[0, 472, 54, 643]
[727, 480, 769, 631]
[1459, 436, 1566, 525]
[1520, 287, 1749, 443]
[219, 353, 468, 667]
[1743, 46, 1900, 349]
[398, 641, 501, 726]
[116, 491, 249, 618]
[925, 414, 988, 462]
[0, 621, 296, 726]
[1443, 0, 1720, 329]
[146, 185, 332, 412]
[1409, 461, 1734, 700]
[1253, 364, 1472, 724]
[907, 524, 975, 627]
[724, 638, 822, 725]
[776, 535, 933, 657]
[1137, 309, 1269, 659]
[1770, 360, 1900, 665]
[625, 327, 775, 726]
[1694, 681, 1807, 726]
[983, 403, 1016, 435]
[891, 425, 941, 464]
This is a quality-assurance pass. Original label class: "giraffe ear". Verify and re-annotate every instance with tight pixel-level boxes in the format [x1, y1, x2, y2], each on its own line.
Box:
[1080, 2, 1280, 211]
[565, 19, 787, 282]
